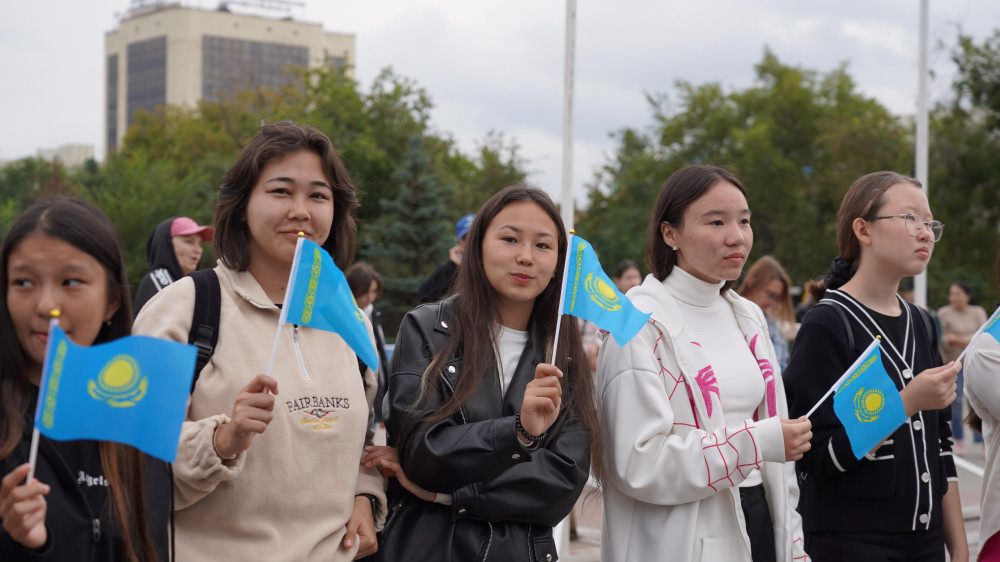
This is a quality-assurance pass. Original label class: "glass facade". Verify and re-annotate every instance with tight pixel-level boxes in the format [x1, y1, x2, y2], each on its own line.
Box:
[106, 54, 119, 150]
[202, 36, 308, 100]
[126, 36, 167, 128]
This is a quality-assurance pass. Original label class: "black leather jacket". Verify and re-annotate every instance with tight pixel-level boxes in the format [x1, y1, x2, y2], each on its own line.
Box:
[375, 298, 591, 562]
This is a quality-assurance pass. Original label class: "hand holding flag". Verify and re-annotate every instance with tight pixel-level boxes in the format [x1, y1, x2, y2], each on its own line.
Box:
[806, 338, 908, 460]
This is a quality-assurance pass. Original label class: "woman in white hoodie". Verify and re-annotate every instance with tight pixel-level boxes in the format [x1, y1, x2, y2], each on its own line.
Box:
[597, 165, 812, 562]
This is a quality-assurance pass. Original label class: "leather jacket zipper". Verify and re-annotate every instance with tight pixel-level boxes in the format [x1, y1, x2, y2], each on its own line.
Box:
[292, 325, 311, 380]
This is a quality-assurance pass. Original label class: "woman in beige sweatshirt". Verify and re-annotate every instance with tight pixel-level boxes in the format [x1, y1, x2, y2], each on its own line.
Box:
[134, 122, 385, 561]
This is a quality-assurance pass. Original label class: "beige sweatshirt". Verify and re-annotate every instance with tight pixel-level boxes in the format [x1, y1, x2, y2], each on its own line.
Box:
[134, 264, 385, 561]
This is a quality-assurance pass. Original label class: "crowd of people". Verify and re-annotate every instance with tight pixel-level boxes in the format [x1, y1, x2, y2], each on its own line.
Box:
[0, 121, 997, 562]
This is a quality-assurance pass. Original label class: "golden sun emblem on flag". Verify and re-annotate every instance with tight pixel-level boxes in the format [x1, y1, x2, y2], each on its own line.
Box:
[853, 387, 885, 423]
[88, 354, 148, 408]
[584, 273, 622, 312]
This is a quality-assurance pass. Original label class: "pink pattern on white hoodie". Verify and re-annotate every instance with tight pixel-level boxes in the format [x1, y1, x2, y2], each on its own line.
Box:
[748, 334, 777, 417]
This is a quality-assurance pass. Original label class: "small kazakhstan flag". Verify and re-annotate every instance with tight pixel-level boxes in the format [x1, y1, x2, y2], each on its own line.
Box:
[34, 324, 196, 462]
[280, 236, 379, 370]
[831, 338, 907, 460]
[560, 234, 650, 346]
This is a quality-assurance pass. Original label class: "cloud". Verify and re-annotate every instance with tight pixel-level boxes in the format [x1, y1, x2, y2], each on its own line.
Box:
[840, 20, 910, 57]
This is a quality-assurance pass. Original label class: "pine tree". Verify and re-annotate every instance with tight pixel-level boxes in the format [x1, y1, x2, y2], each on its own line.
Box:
[363, 135, 454, 333]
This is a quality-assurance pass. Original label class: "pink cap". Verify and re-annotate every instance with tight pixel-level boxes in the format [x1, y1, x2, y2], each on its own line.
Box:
[171, 217, 214, 242]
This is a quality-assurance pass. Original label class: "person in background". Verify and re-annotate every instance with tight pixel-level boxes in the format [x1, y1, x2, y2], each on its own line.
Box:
[418, 214, 474, 303]
[739, 255, 796, 371]
[962, 249, 1000, 562]
[0, 196, 170, 561]
[938, 280, 988, 454]
[347, 262, 390, 423]
[133, 216, 214, 315]
[599, 165, 811, 562]
[784, 171, 966, 561]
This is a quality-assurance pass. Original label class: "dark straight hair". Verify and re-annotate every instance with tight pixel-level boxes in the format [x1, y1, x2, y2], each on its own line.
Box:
[646, 165, 747, 292]
[214, 121, 359, 270]
[410, 185, 604, 481]
[0, 196, 156, 561]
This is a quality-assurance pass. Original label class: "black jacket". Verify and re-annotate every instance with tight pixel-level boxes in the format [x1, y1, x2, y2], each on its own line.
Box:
[134, 217, 183, 316]
[375, 298, 590, 562]
[784, 290, 956, 534]
[0, 405, 171, 561]
[417, 261, 458, 303]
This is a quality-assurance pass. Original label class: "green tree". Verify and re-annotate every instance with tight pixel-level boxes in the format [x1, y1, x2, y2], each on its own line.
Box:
[924, 30, 1000, 308]
[363, 136, 453, 331]
[579, 49, 911, 287]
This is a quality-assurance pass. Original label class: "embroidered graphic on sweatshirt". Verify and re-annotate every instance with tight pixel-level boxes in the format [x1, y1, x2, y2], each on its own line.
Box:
[286, 395, 351, 431]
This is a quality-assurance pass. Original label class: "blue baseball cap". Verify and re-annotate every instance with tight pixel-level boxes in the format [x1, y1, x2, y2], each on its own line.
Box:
[456, 214, 475, 240]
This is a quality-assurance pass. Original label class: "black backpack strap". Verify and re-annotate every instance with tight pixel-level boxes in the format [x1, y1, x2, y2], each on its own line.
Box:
[816, 300, 854, 352]
[187, 269, 221, 392]
[913, 304, 937, 347]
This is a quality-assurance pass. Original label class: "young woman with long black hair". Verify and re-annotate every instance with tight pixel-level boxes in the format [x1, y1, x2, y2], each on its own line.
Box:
[0, 196, 169, 561]
[369, 185, 599, 562]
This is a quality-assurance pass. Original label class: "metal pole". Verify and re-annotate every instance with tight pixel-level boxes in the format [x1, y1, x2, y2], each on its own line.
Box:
[914, 0, 929, 308]
[560, 0, 577, 232]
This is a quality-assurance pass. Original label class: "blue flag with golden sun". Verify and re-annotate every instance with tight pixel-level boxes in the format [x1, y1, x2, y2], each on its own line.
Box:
[832, 339, 908, 460]
[561, 235, 650, 346]
[280, 237, 379, 370]
[983, 306, 1000, 344]
[34, 325, 196, 462]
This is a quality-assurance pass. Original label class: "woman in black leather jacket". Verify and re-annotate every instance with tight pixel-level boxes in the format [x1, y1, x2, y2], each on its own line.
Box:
[367, 185, 600, 562]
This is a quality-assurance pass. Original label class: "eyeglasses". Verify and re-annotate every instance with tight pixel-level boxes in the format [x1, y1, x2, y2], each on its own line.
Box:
[872, 214, 945, 242]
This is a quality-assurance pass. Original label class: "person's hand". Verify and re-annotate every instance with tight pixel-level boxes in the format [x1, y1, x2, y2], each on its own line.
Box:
[0, 464, 50, 549]
[214, 374, 278, 459]
[780, 416, 812, 462]
[343, 496, 378, 559]
[900, 361, 960, 416]
[362, 446, 435, 502]
[519, 363, 563, 440]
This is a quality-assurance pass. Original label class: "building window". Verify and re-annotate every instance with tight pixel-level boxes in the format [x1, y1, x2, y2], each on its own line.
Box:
[126, 36, 167, 129]
[201, 35, 308, 100]
[106, 54, 119, 151]
[328, 55, 346, 74]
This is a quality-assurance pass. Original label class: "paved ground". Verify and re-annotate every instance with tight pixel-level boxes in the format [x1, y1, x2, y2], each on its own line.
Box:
[563, 440, 989, 562]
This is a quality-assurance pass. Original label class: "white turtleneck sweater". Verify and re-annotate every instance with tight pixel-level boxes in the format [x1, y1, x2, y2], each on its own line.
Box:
[664, 266, 766, 487]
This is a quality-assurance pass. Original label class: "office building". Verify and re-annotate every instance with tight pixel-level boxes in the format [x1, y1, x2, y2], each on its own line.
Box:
[105, 2, 355, 151]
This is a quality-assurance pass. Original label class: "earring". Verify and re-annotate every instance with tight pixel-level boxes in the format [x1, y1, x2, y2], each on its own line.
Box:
[105, 320, 112, 327]
[671, 246, 678, 251]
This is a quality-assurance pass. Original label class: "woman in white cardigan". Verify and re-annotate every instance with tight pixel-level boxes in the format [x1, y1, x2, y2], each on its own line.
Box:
[597, 165, 812, 562]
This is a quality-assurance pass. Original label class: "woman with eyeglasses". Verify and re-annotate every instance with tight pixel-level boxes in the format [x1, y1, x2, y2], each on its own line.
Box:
[783, 171, 968, 561]
[739, 256, 796, 370]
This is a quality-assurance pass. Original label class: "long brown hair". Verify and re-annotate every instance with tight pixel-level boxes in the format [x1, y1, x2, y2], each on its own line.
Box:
[215, 121, 359, 270]
[646, 165, 748, 292]
[808, 171, 922, 301]
[0, 197, 157, 561]
[411, 185, 603, 481]
[739, 256, 794, 322]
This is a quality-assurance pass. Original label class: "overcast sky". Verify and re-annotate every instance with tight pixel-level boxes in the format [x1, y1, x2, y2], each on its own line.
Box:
[1, 1, 998, 205]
